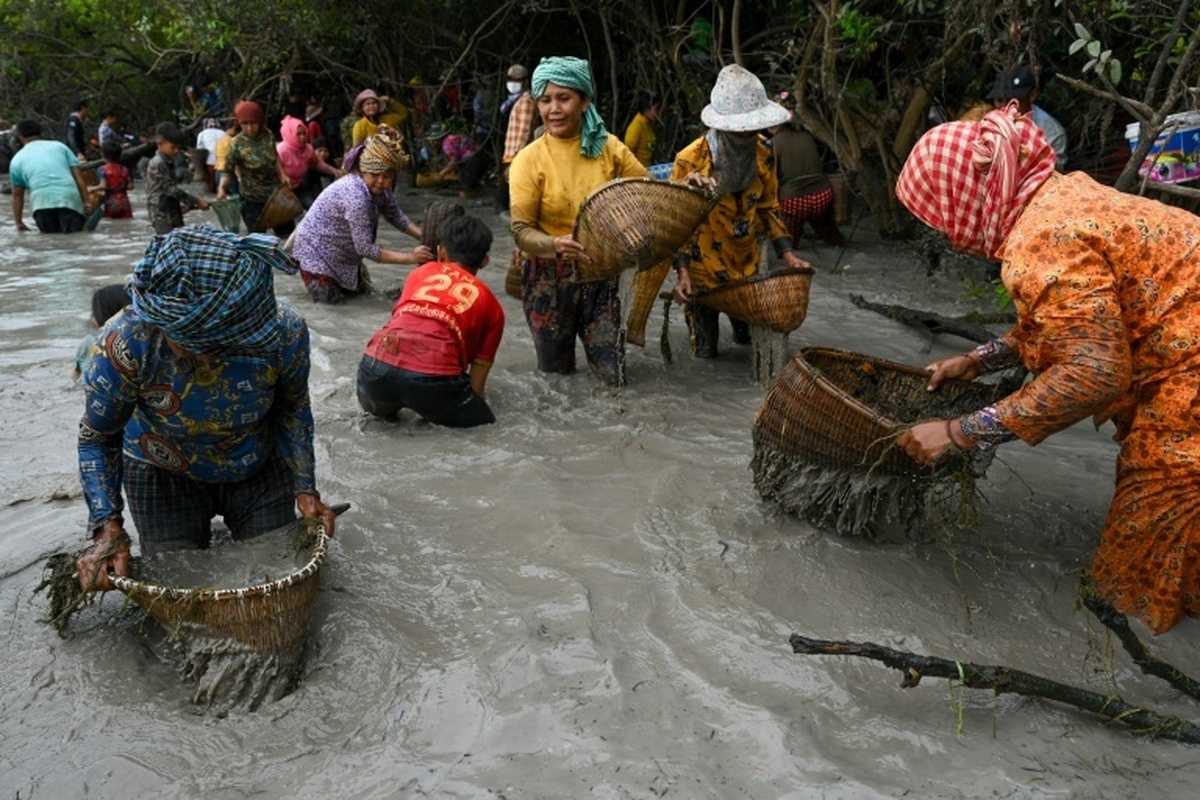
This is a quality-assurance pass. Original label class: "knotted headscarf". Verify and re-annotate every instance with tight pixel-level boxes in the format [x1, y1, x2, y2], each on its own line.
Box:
[129, 225, 298, 357]
[345, 123, 409, 174]
[895, 103, 1056, 258]
[531, 56, 607, 159]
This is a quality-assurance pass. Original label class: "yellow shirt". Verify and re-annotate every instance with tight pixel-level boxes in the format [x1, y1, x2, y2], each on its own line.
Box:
[623, 112, 656, 166]
[671, 134, 788, 288]
[509, 132, 647, 258]
[351, 102, 409, 146]
[214, 134, 233, 171]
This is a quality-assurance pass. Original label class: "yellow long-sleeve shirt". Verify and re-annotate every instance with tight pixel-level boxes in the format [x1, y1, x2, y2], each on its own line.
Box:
[509, 132, 646, 259]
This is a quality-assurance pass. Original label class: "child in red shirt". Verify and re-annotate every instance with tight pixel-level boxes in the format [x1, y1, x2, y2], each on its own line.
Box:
[357, 214, 504, 427]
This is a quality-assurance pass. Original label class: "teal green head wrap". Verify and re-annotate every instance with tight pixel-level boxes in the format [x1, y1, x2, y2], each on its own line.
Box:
[531, 56, 608, 159]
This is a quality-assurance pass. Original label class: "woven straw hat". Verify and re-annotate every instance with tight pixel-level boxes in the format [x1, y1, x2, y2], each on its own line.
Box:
[701, 65, 791, 132]
[354, 89, 382, 114]
[572, 177, 716, 281]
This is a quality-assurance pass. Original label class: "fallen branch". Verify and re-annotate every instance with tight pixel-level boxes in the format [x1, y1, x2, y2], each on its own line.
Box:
[789, 632, 1200, 743]
[848, 293, 1012, 344]
[1083, 593, 1200, 702]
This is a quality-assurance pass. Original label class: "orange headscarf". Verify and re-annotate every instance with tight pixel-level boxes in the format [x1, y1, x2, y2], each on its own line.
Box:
[896, 103, 1056, 258]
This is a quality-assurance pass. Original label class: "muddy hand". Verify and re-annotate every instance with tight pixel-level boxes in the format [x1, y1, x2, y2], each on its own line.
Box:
[297, 492, 338, 536]
[923, 353, 982, 391]
[552, 235, 590, 263]
[896, 419, 953, 466]
[673, 268, 693, 303]
[76, 519, 132, 592]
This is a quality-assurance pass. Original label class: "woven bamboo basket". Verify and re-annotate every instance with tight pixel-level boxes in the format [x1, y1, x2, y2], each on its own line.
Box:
[694, 266, 815, 333]
[254, 185, 304, 232]
[110, 527, 329, 654]
[572, 177, 715, 282]
[754, 347, 1012, 475]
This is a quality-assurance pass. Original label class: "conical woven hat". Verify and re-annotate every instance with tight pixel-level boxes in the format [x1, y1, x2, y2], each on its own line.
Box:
[573, 177, 716, 281]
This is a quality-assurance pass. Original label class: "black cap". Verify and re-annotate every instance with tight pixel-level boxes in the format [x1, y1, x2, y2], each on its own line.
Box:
[986, 66, 1036, 101]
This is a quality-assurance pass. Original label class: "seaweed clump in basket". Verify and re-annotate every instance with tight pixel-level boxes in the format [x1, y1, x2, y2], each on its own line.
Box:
[751, 347, 1024, 539]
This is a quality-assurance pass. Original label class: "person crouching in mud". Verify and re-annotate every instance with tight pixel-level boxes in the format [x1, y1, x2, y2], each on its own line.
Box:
[893, 104, 1200, 635]
[357, 214, 505, 427]
[76, 226, 337, 591]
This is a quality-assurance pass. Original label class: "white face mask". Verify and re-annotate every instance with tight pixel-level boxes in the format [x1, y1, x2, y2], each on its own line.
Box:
[506, 81, 524, 95]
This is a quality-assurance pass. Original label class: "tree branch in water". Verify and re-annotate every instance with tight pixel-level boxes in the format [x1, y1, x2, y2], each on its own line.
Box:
[1083, 593, 1200, 702]
[788, 632, 1200, 744]
[849, 294, 1012, 345]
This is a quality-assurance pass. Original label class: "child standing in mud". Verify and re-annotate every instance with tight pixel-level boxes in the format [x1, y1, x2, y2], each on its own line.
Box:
[145, 122, 208, 235]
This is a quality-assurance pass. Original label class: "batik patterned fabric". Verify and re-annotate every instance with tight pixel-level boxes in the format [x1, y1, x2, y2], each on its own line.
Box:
[521, 257, 621, 383]
[670, 135, 788, 290]
[990, 170, 1200, 633]
[78, 302, 315, 528]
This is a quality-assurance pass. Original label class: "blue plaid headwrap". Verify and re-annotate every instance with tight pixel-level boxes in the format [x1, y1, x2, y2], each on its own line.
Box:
[531, 56, 608, 159]
[129, 225, 298, 356]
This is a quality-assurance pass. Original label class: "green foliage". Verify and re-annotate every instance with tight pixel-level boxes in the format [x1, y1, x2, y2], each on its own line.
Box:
[835, 6, 887, 60]
[1069, 22, 1123, 86]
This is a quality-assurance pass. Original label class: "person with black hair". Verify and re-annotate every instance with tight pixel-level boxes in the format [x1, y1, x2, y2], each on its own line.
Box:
[72, 284, 131, 379]
[97, 110, 121, 150]
[9, 119, 91, 233]
[623, 94, 660, 166]
[92, 140, 134, 219]
[357, 214, 505, 428]
[146, 122, 209, 234]
[65, 99, 88, 160]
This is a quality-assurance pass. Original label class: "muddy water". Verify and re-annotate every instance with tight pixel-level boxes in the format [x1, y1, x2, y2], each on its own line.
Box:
[3, 184, 1200, 799]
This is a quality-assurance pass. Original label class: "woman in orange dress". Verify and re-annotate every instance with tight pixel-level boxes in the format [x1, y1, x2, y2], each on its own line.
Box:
[893, 104, 1200, 634]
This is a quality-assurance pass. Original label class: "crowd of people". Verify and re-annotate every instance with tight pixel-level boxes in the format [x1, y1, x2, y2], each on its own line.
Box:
[22, 55, 1195, 641]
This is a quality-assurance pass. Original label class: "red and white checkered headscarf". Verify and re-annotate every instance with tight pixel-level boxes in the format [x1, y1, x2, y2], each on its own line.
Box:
[896, 104, 1056, 258]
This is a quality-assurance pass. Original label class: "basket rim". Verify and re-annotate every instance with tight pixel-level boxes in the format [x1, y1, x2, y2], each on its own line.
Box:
[793, 346, 940, 430]
[111, 528, 329, 603]
[695, 265, 816, 300]
[573, 177, 717, 236]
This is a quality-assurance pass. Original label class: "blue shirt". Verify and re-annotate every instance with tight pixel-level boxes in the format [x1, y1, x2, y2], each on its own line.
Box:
[8, 139, 84, 214]
[78, 304, 317, 527]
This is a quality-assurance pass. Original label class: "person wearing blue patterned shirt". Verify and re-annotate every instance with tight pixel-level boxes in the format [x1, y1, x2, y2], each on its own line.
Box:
[75, 226, 337, 591]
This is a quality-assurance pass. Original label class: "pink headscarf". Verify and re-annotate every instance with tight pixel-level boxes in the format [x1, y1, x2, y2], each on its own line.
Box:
[276, 115, 316, 188]
[895, 103, 1056, 258]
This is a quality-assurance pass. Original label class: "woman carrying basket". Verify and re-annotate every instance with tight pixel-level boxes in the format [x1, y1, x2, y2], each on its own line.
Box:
[75, 226, 337, 592]
[894, 104, 1200, 635]
[217, 101, 294, 235]
[669, 65, 812, 358]
[508, 56, 646, 386]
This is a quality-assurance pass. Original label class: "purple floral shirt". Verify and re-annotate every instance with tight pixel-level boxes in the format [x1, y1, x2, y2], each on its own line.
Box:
[292, 172, 413, 290]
